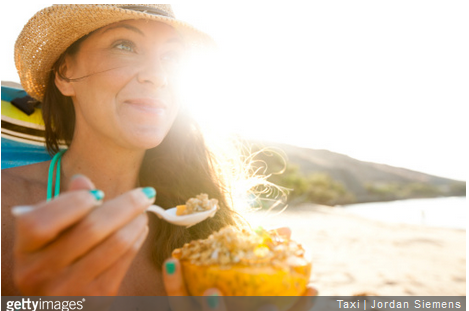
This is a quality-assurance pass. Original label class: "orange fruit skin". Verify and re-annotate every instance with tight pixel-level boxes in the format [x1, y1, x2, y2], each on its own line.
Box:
[179, 260, 312, 296]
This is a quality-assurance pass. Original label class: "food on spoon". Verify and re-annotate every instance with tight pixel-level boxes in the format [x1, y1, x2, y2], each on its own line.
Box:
[176, 193, 218, 216]
[172, 226, 312, 297]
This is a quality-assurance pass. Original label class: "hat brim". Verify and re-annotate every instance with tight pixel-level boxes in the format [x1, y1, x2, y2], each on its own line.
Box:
[15, 4, 215, 101]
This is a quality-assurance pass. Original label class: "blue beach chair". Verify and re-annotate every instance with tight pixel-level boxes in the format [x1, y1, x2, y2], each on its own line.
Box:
[1, 84, 52, 169]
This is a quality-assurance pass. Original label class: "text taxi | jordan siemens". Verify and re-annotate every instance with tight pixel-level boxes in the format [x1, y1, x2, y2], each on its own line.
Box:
[336, 298, 462, 309]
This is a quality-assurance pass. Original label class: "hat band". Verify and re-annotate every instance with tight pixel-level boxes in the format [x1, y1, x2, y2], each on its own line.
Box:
[119, 5, 174, 19]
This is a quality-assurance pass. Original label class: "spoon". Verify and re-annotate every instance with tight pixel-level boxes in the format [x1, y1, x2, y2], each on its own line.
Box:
[146, 204, 218, 228]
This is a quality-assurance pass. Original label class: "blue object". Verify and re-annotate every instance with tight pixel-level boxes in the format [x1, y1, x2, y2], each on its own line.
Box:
[1, 85, 27, 102]
[1, 137, 51, 169]
[46, 149, 66, 200]
[2, 85, 51, 169]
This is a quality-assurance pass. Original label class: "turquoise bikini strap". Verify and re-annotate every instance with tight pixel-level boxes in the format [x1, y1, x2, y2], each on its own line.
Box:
[47, 150, 66, 201]
[55, 151, 64, 198]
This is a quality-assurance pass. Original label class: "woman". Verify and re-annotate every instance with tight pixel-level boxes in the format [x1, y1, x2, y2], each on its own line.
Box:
[2, 4, 315, 306]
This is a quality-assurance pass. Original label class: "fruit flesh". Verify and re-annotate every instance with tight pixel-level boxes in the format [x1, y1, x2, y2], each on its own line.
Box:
[172, 226, 312, 297]
[180, 260, 312, 296]
[176, 205, 187, 216]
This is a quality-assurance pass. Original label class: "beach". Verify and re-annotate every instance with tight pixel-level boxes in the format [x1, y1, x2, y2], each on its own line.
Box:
[246, 203, 466, 296]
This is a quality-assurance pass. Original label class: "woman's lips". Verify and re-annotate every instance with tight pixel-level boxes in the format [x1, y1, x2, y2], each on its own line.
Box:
[124, 98, 167, 115]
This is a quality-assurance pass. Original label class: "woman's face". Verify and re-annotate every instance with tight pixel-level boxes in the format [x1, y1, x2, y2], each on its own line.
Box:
[59, 20, 184, 150]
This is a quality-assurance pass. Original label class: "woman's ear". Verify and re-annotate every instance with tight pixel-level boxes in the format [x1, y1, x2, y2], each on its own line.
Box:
[54, 57, 76, 97]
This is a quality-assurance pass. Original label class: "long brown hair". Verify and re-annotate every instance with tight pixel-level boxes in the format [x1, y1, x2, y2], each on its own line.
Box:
[42, 34, 89, 154]
[42, 36, 250, 268]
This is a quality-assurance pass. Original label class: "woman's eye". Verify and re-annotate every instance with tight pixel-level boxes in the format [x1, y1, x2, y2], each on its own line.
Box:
[114, 41, 135, 52]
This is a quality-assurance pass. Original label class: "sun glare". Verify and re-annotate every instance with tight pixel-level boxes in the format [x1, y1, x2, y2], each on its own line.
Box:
[179, 46, 259, 139]
[174, 2, 467, 181]
[1, 3, 466, 181]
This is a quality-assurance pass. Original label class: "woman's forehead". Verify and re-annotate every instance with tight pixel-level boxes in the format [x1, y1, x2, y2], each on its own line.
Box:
[97, 19, 181, 38]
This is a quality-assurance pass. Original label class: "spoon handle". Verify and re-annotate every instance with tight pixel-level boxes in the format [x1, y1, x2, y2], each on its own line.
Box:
[146, 205, 166, 219]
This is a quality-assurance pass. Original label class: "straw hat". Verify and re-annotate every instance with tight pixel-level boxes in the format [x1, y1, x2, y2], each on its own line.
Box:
[15, 4, 215, 101]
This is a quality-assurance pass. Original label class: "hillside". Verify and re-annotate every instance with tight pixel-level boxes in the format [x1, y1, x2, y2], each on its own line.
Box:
[249, 140, 465, 205]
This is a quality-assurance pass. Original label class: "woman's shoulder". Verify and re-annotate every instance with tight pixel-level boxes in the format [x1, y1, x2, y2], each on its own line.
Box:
[2, 161, 49, 208]
[1, 162, 48, 296]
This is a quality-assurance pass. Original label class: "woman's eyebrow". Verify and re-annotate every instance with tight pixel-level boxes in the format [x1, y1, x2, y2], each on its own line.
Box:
[102, 24, 145, 36]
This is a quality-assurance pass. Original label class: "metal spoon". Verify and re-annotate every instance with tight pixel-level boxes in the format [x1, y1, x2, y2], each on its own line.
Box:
[146, 204, 218, 228]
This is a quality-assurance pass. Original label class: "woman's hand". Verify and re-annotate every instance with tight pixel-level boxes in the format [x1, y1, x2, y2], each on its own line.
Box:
[163, 257, 227, 310]
[12, 175, 153, 295]
[162, 227, 318, 311]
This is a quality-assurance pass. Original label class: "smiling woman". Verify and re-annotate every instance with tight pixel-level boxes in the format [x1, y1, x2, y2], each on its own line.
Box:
[54, 20, 182, 151]
[0, 4, 293, 301]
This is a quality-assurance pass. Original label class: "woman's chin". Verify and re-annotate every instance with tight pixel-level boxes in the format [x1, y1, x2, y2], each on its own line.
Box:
[123, 129, 168, 150]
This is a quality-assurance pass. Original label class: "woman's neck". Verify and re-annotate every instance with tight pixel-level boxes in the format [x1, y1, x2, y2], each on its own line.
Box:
[59, 138, 146, 200]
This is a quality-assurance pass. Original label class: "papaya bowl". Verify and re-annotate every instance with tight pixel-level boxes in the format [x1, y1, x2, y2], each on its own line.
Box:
[172, 226, 312, 309]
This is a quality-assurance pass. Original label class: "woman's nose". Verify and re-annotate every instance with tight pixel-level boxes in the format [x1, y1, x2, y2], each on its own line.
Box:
[137, 57, 168, 88]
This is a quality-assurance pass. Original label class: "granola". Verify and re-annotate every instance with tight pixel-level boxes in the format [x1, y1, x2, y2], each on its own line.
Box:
[176, 193, 218, 216]
[172, 226, 308, 269]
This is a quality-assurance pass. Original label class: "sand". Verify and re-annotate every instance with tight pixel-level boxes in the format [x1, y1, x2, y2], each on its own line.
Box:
[245, 204, 466, 296]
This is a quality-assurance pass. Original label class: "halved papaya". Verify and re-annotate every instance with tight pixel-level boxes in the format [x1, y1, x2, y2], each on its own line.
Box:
[172, 226, 312, 298]
[179, 260, 311, 296]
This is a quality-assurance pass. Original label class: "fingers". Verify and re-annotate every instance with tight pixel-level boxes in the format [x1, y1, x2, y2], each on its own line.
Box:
[41, 224, 149, 296]
[163, 258, 227, 311]
[69, 213, 148, 284]
[202, 289, 226, 311]
[13, 190, 102, 252]
[163, 258, 189, 296]
[305, 285, 318, 297]
[90, 225, 149, 296]
[164, 258, 200, 310]
[67, 174, 96, 191]
[40, 187, 155, 268]
[13, 175, 100, 252]
[11, 174, 156, 297]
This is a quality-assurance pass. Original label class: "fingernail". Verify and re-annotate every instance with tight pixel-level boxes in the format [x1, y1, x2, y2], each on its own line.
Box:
[207, 294, 219, 309]
[141, 187, 156, 199]
[90, 189, 105, 201]
[165, 260, 176, 275]
[11, 205, 34, 216]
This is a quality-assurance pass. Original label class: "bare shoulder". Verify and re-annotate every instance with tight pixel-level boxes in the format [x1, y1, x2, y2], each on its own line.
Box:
[1, 162, 48, 240]
[2, 162, 48, 242]
[2, 161, 49, 207]
[1, 162, 48, 295]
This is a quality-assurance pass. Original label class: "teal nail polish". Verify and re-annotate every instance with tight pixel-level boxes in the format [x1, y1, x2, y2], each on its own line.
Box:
[207, 294, 219, 309]
[90, 189, 105, 201]
[141, 187, 156, 199]
[165, 261, 176, 275]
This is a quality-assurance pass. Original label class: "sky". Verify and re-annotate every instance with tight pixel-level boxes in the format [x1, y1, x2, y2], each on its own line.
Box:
[1, 2, 467, 181]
